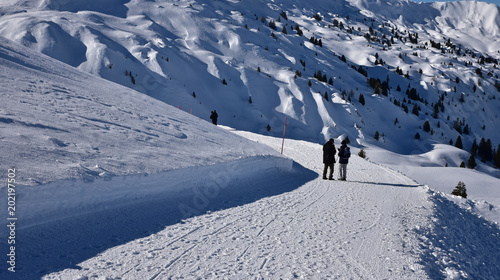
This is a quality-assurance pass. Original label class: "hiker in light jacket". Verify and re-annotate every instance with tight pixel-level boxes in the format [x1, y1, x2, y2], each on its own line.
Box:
[337, 140, 351, 181]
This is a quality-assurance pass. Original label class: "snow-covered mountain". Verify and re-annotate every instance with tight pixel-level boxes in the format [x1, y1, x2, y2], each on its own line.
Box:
[1, 0, 500, 279]
[1, 0, 500, 156]
[0, 30, 314, 279]
[0, 35, 286, 186]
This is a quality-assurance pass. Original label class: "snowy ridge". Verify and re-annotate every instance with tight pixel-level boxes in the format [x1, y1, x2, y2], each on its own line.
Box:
[15, 155, 296, 231]
[1, 0, 499, 152]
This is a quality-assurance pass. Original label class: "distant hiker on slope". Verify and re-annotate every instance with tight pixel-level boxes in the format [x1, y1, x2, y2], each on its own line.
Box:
[210, 110, 218, 125]
[323, 138, 336, 180]
[337, 140, 351, 181]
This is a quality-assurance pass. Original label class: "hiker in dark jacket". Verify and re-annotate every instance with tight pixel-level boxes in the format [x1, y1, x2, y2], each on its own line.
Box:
[210, 110, 218, 125]
[322, 138, 336, 180]
[337, 140, 351, 181]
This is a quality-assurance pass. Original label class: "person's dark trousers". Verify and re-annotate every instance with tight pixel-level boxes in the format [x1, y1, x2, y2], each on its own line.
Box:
[323, 163, 334, 179]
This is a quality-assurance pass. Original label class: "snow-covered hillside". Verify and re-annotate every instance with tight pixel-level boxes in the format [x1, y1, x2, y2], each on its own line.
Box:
[32, 132, 500, 280]
[0, 34, 313, 278]
[1, 0, 500, 279]
[1, 0, 499, 155]
[0, 36, 283, 186]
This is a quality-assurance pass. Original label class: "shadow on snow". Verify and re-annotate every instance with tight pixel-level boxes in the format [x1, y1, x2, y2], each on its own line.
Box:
[1, 161, 317, 279]
[348, 180, 421, 188]
[417, 193, 500, 279]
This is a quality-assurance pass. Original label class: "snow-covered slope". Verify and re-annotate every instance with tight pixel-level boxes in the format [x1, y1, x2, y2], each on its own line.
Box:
[1, 0, 499, 155]
[0, 0, 500, 278]
[0, 36, 283, 186]
[0, 35, 314, 278]
[39, 131, 500, 280]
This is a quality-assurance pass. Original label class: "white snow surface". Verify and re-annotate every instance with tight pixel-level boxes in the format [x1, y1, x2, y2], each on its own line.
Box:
[0, 36, 280, 187]
[0, 0, 500, 279]
[36, 131, 499, 280]
[1, 0, 500, 151]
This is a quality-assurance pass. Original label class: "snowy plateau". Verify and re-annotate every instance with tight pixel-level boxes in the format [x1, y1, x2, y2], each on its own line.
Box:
[0, 0, 499, 279]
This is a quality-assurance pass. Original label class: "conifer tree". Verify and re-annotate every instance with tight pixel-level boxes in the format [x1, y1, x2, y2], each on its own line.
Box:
[485, 139, 493, 162]
[412, 104, 419, 116]
[358, 93, 365, 105]
[451, 181, 467, 198]
[455, 136, 463, 149]
[358, 149, 367, 158]
[423, 121, 431, 133]
[471, 140, 478, 156]
[495, 145, 500, 168]
[467, 154, 477, 169]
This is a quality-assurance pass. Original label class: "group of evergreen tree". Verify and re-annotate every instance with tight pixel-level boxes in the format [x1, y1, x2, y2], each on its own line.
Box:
[313, 70, 333, 85]
[253, 8, 500, 172]
[309, 36, 323, 47]
[454, 136, 500, 169]
[473, 138, 496, 163]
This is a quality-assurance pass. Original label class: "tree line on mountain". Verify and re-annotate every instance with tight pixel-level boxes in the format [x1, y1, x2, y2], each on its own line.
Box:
[254, 9, 500, 169]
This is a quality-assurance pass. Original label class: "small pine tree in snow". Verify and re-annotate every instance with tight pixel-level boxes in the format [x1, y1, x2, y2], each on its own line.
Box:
[455, 136, 463, 149]
[467, 154, 477, 169]
[269, 20, 277, 30]
[423, 121, 431, 133]
[412, 104, 419, 116]
[451, 181, 467, 198]
[495, 145, 500, 168]
[358, 93, 365, 105]
[222, 79, 227, 85]
[415, 132, 421, 140]
[266, 124, 271, 132]
[358, 149, 366, 158]
[374, 131, 380, 141]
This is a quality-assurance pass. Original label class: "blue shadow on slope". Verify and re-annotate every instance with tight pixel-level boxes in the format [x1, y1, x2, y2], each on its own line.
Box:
[417, 193, 500, 279]
[349, 180, 420, 188]
[0, 160, 316, 279]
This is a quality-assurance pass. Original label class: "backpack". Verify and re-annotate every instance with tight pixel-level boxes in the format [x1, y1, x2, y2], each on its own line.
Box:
[344, 147, 351, 158]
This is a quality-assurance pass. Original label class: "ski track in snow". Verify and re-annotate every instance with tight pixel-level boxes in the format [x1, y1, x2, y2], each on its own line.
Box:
[35, 131, 498, 280]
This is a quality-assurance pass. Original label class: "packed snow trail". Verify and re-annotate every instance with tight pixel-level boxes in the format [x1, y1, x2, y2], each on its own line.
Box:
[40, 132, 500, 279]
